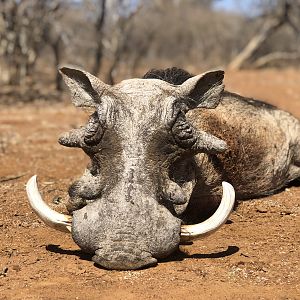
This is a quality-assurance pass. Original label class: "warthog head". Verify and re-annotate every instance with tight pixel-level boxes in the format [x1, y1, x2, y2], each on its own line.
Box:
[26, 67, 235, 270]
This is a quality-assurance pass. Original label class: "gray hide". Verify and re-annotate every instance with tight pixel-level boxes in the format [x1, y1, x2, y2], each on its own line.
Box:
[59, 67, 300, 270]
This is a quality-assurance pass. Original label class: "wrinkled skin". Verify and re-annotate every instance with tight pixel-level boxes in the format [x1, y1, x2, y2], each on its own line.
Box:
[58, 67, 300, 270]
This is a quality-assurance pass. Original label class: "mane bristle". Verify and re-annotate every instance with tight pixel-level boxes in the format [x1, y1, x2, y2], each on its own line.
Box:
[143, 67, 193, 85]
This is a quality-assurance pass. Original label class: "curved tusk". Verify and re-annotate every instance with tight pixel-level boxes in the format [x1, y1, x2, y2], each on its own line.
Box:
[180, 181, 235, 241]
[26, 175, 72, 233]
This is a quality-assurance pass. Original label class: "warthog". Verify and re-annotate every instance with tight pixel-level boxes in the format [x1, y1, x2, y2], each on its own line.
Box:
[26, 67, 300, 270]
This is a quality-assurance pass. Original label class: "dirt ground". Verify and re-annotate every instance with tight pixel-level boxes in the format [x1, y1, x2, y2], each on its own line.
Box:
[0, 69, 299, 300]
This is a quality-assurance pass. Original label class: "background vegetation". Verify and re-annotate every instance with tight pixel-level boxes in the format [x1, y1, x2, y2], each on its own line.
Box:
[0, 0, 299, 101]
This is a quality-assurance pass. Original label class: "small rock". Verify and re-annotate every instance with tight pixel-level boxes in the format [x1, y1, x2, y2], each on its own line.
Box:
[0, 267, 8, 277]
[240, 253, 250, 258]
[12, 265, 21, 272]
[43, 181, 54, 185]
[256, 206, 267, 213]
[52, 196, 62, 205]
[280, 210, 292, 216]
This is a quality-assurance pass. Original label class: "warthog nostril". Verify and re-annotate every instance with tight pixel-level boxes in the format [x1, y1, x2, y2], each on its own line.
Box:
[92, 249, 158, 270]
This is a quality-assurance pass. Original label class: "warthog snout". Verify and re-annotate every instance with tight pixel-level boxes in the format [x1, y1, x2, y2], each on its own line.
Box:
[70, 192, 182, 270]
[93, 247, 157, 270]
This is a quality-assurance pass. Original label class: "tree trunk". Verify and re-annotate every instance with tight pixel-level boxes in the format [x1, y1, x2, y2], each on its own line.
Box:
[228, 18, 284, 70]
[92, 0, 106, 76]
[52, 37, 63, 91]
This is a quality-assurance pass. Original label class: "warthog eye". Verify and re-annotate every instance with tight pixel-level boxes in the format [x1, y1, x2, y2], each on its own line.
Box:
[171, 113, 197, 149]
[84, 112, 105, 146]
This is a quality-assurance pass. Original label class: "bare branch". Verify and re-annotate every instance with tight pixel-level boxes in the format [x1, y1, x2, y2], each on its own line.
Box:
[253, 51, 300, 68]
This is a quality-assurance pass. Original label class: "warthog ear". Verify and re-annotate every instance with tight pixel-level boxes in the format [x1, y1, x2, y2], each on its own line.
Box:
[177, 70, 224, 110]
[59, 67, 109, 107]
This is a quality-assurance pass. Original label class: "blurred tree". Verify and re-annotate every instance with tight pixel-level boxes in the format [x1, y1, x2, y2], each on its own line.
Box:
[92, 0, 106, 76]
[0, 0, 65, 88]
[101, 0, 144, 84]
[228, 0, 300, 69]
[1, 0, 299, 97]
[134, 0, 246, 70]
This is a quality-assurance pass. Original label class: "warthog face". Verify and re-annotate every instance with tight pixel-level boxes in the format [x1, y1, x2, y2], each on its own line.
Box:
[26, 67, 235, 270]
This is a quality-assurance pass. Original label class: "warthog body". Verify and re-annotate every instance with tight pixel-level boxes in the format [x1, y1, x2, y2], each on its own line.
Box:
[27, 67, 300, 270]
[181, 89, 300, 222]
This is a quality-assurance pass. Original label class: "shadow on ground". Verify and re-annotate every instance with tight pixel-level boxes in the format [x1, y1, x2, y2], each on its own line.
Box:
[46, 243, 239, 269]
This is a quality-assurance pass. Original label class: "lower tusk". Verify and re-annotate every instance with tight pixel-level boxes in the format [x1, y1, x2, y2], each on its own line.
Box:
[180, 181, 235, 241]
[26, 175, 72, 233]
